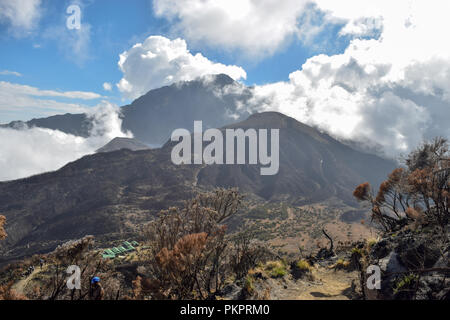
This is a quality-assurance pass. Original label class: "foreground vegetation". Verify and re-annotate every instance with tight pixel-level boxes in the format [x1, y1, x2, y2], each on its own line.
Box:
[353, 138, 449, 299]
[0, 138, 448, 300]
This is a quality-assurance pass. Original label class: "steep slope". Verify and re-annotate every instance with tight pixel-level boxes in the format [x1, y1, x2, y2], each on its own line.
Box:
[120, 74, 253, 145]
[0, 148, 199, 265]
[193, 112, 396, 204]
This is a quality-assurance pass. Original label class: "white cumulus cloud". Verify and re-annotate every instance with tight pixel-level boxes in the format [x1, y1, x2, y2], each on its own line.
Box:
[0, 0, 42, 35]
[116, 35, 247, 99]
[153, 0, 310, 58]
[103, 82, 113, 91]
[247, 0, 450, 157]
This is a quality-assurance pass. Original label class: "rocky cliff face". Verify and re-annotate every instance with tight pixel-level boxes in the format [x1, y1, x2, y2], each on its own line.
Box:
[363, 225, 449, 300]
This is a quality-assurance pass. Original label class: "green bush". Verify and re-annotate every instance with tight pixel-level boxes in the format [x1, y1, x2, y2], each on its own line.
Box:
[394, 274, 418, 295]
[296, 259, 311, 271]
[351, 247, 363, 256]
[265, 261, 288, 278]
[244, 275, 254, 295]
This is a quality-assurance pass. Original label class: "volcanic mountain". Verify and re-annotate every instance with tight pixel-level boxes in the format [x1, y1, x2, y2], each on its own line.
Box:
[0, 112, 396, 265]
[190, 112, 395, 204]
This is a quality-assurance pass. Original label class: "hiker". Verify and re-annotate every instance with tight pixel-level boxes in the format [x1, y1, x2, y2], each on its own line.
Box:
[89, 276, 104, 300]
[24, 266, 33, 277]
[39, 258, 44, 269]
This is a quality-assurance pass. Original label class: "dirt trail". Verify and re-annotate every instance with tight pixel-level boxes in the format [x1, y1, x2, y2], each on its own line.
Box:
[287, 207, 295, 220]
[268, 267, 358, 300]
[12, 268, 40, 295]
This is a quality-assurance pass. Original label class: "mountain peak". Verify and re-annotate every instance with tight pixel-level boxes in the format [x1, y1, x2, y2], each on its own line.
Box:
[228, 112, 321, 136]
[246, 111, 295, 124]
[170, 73, 236, 89]
[96, 137, 150, 153]
[205, 73, 236, 86]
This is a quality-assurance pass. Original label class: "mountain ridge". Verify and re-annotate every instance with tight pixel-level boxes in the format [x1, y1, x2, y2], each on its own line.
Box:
[0, 112, 395, 266]
[1, 74, 252, 146]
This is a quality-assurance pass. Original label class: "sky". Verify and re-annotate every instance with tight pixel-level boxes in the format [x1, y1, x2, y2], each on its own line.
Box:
[0, 0, 351, 122]
[0, 0, 450, 180]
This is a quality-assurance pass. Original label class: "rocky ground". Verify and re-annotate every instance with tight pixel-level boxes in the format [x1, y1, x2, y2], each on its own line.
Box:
[255, 267, 360, 300]
[362, 223, 449, 300]
[218, 246, 363, 300]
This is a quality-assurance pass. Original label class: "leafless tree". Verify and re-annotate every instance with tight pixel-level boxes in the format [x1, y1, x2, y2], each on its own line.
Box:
[354, 138, 449, 231]
[142, 188, 267, 299]
[38, 236, 121, 300]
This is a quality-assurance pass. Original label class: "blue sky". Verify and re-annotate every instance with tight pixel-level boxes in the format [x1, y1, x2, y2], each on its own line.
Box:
[0, 0, 353, 123]
[0, 1, 162, 110]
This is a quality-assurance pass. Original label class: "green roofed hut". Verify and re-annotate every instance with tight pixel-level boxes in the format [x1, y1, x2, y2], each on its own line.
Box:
[102, 249, 116, 259]
[122, 241, 135, 252]
[102, 240, 140, 259]
[111, 247, 121, 254]
[118, 246, 127, 252]
[104, 249, 115, 255]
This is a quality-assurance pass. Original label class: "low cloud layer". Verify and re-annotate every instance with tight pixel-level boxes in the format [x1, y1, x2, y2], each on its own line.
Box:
[0, 102, 132, 181]
[117, 35, 247, 100]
